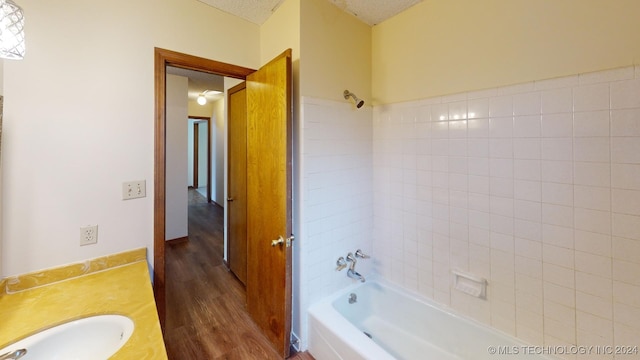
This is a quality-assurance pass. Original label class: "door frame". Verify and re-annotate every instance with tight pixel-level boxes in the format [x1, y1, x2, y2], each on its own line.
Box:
[154, 47, 255, 327]
[189, 116, 211, 203]
[226, 82, 248, 284]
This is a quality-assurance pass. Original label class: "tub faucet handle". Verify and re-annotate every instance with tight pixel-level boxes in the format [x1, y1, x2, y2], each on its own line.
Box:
[336, 257, 347, 271]
[355, 249, 370, 259]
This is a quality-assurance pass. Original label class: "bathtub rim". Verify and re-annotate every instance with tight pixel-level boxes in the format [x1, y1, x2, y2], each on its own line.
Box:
[308, 278, 394, 360]
[308, 278, 561, 360]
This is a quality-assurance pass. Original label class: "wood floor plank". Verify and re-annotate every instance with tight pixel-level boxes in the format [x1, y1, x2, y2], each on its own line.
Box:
[164, 189, 314, 360]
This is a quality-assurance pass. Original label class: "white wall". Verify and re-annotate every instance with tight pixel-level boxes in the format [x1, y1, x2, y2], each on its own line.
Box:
[165, 75, 188, 241]
[1, 0, 259, 276]
[373, 66, 640, 352]
[211, 97, 225, 205]
[366, 0, 640, 355]
[197, 121, 208, 189]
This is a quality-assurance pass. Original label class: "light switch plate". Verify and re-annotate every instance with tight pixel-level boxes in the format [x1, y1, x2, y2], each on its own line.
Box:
[123, 180, 146, 200]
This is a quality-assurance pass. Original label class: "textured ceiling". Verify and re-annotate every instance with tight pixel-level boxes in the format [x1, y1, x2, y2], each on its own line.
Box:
[327, 0, 422, 25]
[171, 0, 424, 99]
[198, 0, 422, 26]
[198, 0, 284, 25]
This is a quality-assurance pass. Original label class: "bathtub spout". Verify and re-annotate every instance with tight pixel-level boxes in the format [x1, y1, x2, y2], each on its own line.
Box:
[346, 252, 358, 271]
[346, 252, 366, 282]
[347, 269, 365, 282]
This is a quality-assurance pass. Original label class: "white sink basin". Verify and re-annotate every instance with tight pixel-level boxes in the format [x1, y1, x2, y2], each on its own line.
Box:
[0, 314, 134, 359]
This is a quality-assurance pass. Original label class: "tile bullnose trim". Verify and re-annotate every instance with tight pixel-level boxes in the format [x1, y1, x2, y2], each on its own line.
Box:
[4, 248, 147, 293]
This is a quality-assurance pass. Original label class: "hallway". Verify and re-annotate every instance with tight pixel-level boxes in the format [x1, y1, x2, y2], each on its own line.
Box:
[163, 189, 312, 359]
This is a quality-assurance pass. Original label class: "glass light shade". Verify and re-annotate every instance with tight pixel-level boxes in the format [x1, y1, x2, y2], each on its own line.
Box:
[197, 95, 206, 105]
[0, 0, 25, 60]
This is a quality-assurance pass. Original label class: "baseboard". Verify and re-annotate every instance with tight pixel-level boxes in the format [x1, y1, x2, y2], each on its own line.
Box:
[166, 236, 188, 244]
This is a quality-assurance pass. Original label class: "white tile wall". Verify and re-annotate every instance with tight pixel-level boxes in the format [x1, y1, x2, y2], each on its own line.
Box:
[299, 96, 373, 349]
[373, 66, 640, 359]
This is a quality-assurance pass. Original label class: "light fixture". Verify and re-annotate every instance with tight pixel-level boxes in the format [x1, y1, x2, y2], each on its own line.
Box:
[0, 0, 25, 60]
[196, 90, 222, 106]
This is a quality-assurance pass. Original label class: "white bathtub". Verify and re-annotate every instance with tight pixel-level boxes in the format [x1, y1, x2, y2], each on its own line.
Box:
[308, 281, 560, 360]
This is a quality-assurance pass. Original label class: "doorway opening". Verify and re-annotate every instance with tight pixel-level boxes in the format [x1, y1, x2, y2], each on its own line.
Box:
[188, 117, 210, 200]
[153, 47, 255, 326]
[155, 48, 293, 357]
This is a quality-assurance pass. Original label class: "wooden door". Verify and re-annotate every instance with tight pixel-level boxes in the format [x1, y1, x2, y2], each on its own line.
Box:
[246, 49, 293, 358]
[227, 82, 248, 285]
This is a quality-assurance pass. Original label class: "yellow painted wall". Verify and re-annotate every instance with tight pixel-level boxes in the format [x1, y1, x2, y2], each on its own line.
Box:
[260, 0, 301, 116]
[372, 0, 640, 104]
[260, 0, 371, 102]
[187, 99, 214, 118]
[260, 0, 300, 66]
[300, 0, 371, 102]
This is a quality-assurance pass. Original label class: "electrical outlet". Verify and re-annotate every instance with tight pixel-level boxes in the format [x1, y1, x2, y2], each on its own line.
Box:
[80, 225, 98, 246]
[123, 180, 146, 200]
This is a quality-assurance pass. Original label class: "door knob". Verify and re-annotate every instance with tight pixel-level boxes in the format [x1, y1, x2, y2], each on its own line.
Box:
[271, 236, 284, 247]
[271, 235, 295, 247]
[227, 197, 234, 202]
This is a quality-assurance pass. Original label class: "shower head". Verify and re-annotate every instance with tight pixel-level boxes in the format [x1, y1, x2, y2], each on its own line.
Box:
[344, 90, 364, 109]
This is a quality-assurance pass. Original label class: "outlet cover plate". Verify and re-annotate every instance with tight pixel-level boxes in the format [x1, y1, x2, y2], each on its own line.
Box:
[123, 180, 146, 200]
[80, 225, 98, 246]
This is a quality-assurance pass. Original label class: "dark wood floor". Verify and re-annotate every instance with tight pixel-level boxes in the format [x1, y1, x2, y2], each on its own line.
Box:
[164, 189, 313, 360]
